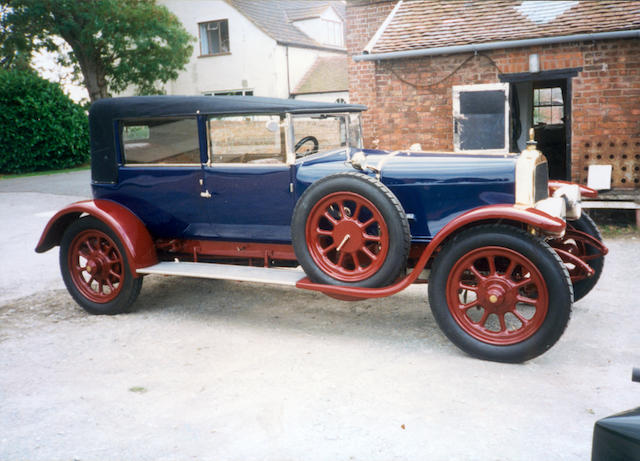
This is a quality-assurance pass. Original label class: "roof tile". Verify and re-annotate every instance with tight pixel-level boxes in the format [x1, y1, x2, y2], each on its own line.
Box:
[229, 0, 346, 49]
[369, 0, 640, 53]
[293, 56, 348, 94]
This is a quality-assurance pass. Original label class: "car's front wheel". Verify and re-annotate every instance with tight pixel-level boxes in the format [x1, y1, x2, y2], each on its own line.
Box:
[428, 224, 572, 363]
[60, 216, 142, 315]
[550, 212, 605, 302]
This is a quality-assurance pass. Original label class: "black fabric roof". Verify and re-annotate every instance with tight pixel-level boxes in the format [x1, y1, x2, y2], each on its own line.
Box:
[90, 95, 364, 120]
[89, 96, 365, 183]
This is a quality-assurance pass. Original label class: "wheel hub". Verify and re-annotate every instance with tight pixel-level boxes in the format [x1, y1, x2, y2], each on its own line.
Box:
[479, 278, 514, 313]
[333, 221, 363, 253]
[86, 253, 108, 278]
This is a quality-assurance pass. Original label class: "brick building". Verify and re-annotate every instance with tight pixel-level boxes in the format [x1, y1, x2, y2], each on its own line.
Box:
[347, 0, 640, 190]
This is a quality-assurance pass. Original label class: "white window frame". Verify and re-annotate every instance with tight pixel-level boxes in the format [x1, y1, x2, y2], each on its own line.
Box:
[203, 89, 254, 97]
[321, 18, 343, 47]
[199, 19, 230, 56]
[452, 83, 510, 154]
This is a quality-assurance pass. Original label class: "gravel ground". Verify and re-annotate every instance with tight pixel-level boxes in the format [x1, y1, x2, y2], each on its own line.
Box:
[0, 172, 639, 461]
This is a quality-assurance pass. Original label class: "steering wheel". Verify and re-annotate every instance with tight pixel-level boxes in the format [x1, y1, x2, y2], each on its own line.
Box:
[295, 136, 319, 157]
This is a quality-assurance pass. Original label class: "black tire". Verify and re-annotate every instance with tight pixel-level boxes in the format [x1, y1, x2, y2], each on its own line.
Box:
[428, 224, 572, 363]
[60, 216, 143, 315]
[292, 172, 410, 287]
[566, 212, 605, 302]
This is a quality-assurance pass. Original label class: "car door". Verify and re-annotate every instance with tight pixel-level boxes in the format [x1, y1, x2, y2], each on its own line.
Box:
[113, 116, 209, 239]
[201, 114, 295, 243]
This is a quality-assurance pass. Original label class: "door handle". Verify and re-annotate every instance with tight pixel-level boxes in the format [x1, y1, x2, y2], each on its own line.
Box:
[200, 190, 212, 198]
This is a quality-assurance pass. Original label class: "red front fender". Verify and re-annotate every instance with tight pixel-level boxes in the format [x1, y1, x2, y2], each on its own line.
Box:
[430, 204, 566, 247]
[35, 199, 157, 274]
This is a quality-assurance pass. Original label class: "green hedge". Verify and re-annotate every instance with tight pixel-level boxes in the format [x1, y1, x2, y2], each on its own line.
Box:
[0, 70, 90, 174]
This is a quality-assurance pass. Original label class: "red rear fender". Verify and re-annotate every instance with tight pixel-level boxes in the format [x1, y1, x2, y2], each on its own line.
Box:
[35, 199, 157, 273]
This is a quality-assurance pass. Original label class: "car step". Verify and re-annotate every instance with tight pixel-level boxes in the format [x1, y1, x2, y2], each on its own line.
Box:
[137, 261, 305, 286]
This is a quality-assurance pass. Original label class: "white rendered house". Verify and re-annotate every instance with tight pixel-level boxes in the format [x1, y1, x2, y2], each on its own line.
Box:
[157, 0, 349, 102]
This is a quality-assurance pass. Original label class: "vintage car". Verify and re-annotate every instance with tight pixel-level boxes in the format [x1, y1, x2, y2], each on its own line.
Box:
[36, 96, 607, 363]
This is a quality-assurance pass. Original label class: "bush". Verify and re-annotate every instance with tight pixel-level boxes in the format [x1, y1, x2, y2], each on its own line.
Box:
[0, 70, 90, 174]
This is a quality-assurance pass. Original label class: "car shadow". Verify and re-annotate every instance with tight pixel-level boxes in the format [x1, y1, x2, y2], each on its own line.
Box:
[131, 274, 453, 352]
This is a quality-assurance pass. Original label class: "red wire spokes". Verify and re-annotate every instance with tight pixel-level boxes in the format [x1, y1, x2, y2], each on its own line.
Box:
[68, 230, 124, 303]
[446, 247, 549, 345]
[306, 192, 389, 282]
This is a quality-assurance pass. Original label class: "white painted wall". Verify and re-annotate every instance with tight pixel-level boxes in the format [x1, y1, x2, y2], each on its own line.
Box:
[158, 0, 289, 97]
[291, 6, 344, 47]
[294, 91, 349, 103]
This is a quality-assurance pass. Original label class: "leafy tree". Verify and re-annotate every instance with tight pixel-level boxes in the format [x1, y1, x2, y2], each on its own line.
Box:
[0, 69, 89, 173]
[1, 0, 194, 101]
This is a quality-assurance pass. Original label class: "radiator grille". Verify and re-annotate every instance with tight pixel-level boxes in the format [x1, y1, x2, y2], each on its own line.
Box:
[535, 162, 549, 202]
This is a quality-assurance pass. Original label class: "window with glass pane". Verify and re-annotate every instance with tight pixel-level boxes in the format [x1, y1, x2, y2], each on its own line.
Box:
[533, 87, 564, 125]
[292, 114, 353, 155]
[206, 90, 253, 96]
[199, 19, 230, 55]
[208, 115, 285, 164]
[322, 19, 343, 47]
[122, 118, 200, 165]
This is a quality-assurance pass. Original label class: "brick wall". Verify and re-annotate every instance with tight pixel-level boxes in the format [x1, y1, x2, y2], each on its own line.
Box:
[347, 2, 640, 188]
[573, 39, 640, 187]
[346, 0, 397, 151]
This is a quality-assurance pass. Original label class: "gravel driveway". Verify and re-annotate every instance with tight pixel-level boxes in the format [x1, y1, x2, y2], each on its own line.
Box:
[1, 171, 638, 461]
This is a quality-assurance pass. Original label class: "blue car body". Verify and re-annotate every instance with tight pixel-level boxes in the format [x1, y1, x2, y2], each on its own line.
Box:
[93, 138, 517, 245]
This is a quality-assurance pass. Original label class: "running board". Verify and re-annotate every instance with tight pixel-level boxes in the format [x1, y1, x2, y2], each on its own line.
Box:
[137, 261, 305, 286]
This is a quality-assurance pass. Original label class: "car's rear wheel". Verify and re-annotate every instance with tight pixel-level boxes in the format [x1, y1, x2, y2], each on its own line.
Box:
[292, 172, 410, 287]
[60, 216, 142, 315]
[428, 225, 572, 363]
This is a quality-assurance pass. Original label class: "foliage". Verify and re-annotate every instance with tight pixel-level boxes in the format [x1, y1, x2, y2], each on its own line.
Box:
[0, 69, 89, 173]
[0, 0, 194, 101]
[599, 224, 640, 239]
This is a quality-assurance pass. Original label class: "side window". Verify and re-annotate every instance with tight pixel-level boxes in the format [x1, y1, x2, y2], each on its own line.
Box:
[121, 118, 200, 165]
[208, 115, 286, 165]
[291, 115, 348, 154]
[199, 19, 230, 56]
[453, 83, 510, 153]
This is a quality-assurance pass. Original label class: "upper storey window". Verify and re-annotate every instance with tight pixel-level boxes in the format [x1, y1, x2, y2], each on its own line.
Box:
[199, 19, 230, 56]
[322, 19, 343, 47]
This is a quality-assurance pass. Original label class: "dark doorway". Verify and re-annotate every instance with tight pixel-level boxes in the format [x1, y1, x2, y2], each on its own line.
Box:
[501, 68, 580, 181]
[532, 79, 568, 180]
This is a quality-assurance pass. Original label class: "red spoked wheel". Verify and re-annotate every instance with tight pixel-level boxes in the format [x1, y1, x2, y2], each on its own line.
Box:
[428, 225, 572, 363]
[446, 247, 548, 345]
[306, 192, 389, 282]
[60, 216, 143, 315]
[292, 172, 410, 288]
[68, 229, 124, 303]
